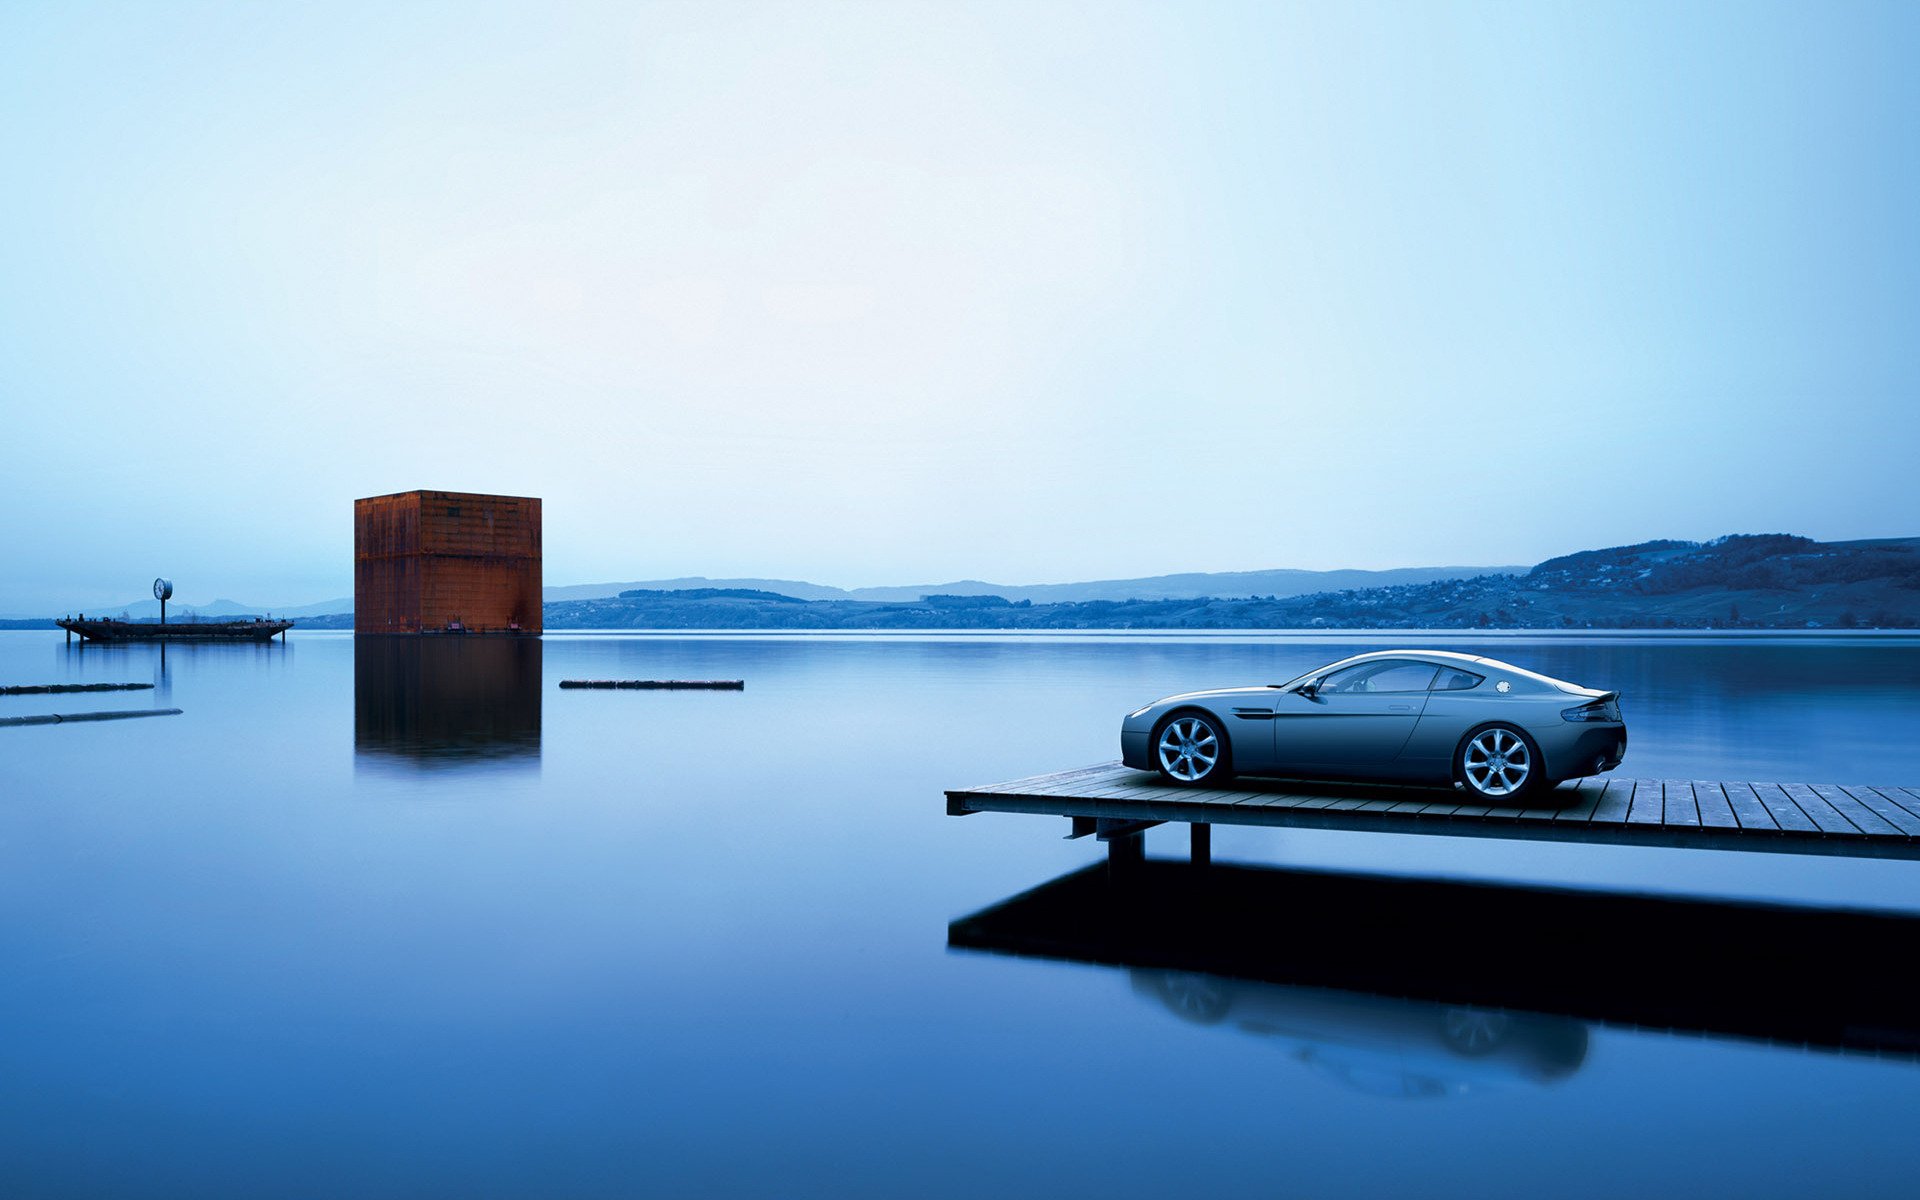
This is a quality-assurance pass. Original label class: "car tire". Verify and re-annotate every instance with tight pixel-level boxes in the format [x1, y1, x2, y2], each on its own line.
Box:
[1152, 711, 1232, 787]
[1439, 1007, 1513, 1056]
[1151, 972, 1232, 1025]
[1456, 723, 1546, 802]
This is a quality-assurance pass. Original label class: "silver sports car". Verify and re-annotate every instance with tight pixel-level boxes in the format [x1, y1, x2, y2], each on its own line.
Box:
[1120, 651, 1626, 800]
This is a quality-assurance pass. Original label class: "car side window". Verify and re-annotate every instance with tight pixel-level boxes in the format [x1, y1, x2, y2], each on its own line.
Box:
[1318, 660, 1440, 694]
[1434, 669, 1485, 691]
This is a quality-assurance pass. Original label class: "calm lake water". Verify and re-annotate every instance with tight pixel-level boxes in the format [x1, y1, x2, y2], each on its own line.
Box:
[3, 630, 1919, 1198]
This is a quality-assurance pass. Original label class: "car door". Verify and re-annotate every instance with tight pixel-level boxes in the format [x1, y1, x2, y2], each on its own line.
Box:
[1271, 659, 1440, 777]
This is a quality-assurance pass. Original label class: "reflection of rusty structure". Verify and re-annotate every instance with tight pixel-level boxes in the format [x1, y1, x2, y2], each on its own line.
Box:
[354, 636, 542, 768]
[354, 490, 542, 635]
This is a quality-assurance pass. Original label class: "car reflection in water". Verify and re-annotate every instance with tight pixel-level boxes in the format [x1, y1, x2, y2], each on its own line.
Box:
[1131, 968, 1586, 1099]
[950, 856, 1920, 1085]
[354, 636, 542, 771]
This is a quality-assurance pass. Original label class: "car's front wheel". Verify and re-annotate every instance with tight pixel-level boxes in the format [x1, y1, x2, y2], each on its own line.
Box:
[1457, 725, 1544, 801]
[1154, 712, 1230, 786]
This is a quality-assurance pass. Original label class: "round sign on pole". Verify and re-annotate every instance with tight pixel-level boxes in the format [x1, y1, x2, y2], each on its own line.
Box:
[153, 578, 173, 602]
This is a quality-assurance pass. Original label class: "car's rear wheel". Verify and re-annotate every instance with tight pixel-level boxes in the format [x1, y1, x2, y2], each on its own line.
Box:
[1440, 1007, 1514, 1056]
[1457, 724, 1544, 801]
[1150, 972, 1232, 1025]
[1153, 712, 1231, 786]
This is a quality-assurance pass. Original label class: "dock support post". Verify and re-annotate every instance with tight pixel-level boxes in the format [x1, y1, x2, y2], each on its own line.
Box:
[1106, 830, 1144, 878]
[1190, 823, 1211, 866]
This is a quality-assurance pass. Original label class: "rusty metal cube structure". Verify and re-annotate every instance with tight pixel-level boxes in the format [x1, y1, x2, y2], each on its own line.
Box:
[354, 490, 542, 635]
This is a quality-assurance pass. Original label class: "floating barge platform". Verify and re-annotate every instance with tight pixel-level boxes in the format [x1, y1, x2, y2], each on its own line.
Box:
[58, 617, 292, 644]
[946, 763, 1920, 861]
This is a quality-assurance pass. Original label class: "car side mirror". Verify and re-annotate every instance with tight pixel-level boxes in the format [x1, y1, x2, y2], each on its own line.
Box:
[1298, 680, 1320, 699]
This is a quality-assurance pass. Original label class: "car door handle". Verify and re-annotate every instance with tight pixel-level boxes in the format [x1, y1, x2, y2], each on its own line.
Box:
[1389, 703, 1415, 711]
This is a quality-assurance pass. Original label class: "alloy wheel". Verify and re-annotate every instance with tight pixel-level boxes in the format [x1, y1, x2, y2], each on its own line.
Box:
[1463, 728, 1532, 797]
[1156, 716, 1220, 782]
[1442, 1008, 1513, 1054]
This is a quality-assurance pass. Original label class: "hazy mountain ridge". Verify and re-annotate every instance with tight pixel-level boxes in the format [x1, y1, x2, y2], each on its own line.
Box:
[47, 596, 354, 621]
[542, 564, 1527, 605]
[535, 534, 1920, 631]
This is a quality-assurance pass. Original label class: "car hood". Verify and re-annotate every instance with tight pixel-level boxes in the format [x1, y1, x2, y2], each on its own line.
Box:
[1149, 686, 1280, 706]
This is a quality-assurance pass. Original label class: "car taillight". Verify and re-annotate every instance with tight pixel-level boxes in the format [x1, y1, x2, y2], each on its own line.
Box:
[1562, 698, 1621, 723]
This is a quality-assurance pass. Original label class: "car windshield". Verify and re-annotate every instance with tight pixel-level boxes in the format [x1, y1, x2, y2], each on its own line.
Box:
[1275, 657, 1367, 690]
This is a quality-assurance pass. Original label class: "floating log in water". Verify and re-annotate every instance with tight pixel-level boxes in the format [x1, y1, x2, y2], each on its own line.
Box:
[559, 679, 745, 690]
[0, 708, 184, 727]
[0, 682, 155, 696]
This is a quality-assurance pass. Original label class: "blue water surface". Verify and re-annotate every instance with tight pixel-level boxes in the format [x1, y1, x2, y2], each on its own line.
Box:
[2, 630, 1918, 1198]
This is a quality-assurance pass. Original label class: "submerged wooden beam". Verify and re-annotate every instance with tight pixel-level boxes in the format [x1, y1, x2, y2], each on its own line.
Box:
[0, 708, 184, 727]
[559, 679, 744, 690]
[0, 683, 155, 695]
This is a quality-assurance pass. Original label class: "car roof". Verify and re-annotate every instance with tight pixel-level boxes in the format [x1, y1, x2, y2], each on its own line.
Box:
[1326, 649, 1492, 670]
[1309, 649, 1589, 693]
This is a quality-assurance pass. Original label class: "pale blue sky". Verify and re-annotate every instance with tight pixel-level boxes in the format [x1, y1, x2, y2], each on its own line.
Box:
[2, 1, 1915, 613]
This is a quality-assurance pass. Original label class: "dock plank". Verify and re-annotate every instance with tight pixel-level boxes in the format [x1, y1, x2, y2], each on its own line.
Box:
[1691, 781, 1740, 830]
[1843, 787, 1920, 836]
[1747, 784, 1821, 833]
[1233, 790, 1328, 812]
[1043, 774, 1160, 801]
[1812, 785, 1902, 838]
[1286, 791, 1359, 811]
[1321, 793, 1389, 812]
[1722, 783, 1779, 831]
[1516, 785, 1579, 821]
[1663, 780, 1701, 828]
[1553, 778, 1607, 824]
[1783, 783, 1863, 835]
[1880, 788, 1920, 822]
[1626, 779, 1665, 825]
[1587, 780, 1636, 825]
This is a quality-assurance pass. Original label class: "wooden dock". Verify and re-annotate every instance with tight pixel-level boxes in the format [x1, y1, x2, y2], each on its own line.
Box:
[946, 763, 1920, 860]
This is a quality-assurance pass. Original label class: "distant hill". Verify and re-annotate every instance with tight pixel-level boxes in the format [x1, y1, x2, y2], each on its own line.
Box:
[540, 534, 1920, 631]
[76, 595, 352, 621]
[615, 587, 811, 604]
[543, 563, 1525, 606]
[545, 577, 850, 602]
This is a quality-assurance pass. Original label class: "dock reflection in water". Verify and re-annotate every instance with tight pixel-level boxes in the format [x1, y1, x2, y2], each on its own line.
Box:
[950, 858, 1920, 1098]
[1128, 969, 1585, 1098]
[353, 636, 542, 770]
